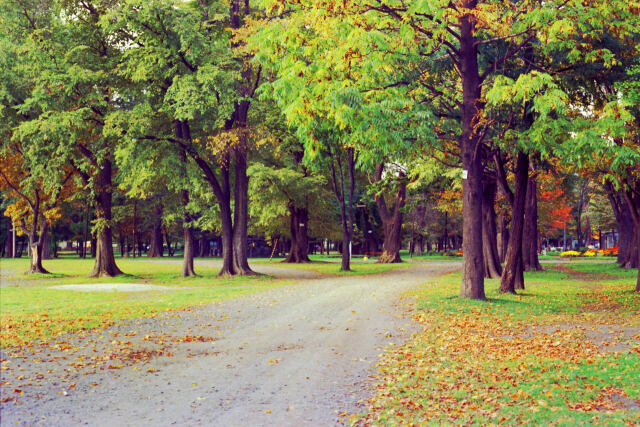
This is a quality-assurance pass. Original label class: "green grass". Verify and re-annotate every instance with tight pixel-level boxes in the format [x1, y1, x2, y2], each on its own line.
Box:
[0, 257, 288, 348]
[354, 262, 640, 425]
[256, 257, 405, 275]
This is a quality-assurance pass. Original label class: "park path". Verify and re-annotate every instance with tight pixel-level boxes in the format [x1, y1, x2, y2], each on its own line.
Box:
[1, 261, 460, 426]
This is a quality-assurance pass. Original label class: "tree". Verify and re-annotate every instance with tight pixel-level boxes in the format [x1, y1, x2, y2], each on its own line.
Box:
[255, 0, 637, 299]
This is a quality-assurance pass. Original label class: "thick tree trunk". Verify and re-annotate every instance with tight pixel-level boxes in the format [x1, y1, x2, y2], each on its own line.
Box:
[621, 185, 640, 291]
[148, 203, 164, 257]
[500, 152, 528, 293]
[284, 205, 311, 263]
[373, 164, 405, 264]
[42, 230, 51, 260]
[219, 162, 235, 275]
[482, 176, 502, 278]
[458, 2, 485, 299]
[232, 135, 255, 275]
[28, 220, 49, 274]
[89, 159, 123, 277]
[523, 168, 543, 271]
[606, 182, 636, 268]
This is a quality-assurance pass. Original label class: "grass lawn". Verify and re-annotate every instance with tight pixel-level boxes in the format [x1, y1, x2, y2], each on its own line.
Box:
[353, 262, 640, 425]
[0, 257, 287, 349]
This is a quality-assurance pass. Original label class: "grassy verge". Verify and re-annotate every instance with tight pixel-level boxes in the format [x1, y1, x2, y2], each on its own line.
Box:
[353, 263, 640, 425]
[256, 258, 405, 275]
[0, 257, 288, 349]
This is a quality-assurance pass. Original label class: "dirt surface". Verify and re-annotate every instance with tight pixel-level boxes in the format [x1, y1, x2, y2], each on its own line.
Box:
[0, 261, 460, 426]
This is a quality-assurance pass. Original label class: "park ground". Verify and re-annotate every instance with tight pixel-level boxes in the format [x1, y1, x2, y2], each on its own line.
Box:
[0, 255, 638, 425]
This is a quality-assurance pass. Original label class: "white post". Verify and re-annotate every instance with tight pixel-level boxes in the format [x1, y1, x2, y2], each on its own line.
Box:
[12, 225, 16, 258]
[349, 241, 352, 261]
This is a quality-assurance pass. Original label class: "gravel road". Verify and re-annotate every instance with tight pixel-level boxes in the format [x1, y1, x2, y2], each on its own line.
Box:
[1, 261, 460, 426]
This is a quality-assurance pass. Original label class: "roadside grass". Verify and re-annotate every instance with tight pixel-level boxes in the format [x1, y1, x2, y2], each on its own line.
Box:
[353, 263, 640, 426]
[257, 257, 405, 275]
[0, 257, 289, 349]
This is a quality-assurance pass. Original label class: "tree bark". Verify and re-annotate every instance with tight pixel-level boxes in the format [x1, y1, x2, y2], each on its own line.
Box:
[330, 149, 351, 271]
[232, 131, 255, 275]
[458, 2, 485, 299]
[183, 226, 196, 277]
[219, 161, 235, 275]
[28, 219, 49, 274]
[482, 176, 502, 278]
[523, 166, 543, 271]
[147, 202, 164, 257]
[284, 205, 311, 263]
[89, 158, 123, 277]
[499, 152, 528, 293]
[373, 164, 405, 263]
[621, 184, 640, 291]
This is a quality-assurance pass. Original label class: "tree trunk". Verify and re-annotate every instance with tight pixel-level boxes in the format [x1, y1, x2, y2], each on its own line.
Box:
[482, 176, 502, 278]
[183, 226, 197, 277]
[373, 164, 405, 263]
[500, 152, 528, 293]
[28, 220, 49, 274]
[82, 200, 90, 258]
[523, 167, 543, 271]
[42, 229, 51, 260]
[497, 213, 509, 263]
[621, 184, 640, 291]
[330, 150, 351, 271]
[219, 162, 235, 275]
[148, 203, 164, 257]
[131, 199, 137, 259]
[89, 159, 123, 277]
[284, 205, 311, 263]
[458, 2, 485, 299]
[232, 133, 255, 275]
[164, 227, 172, 257]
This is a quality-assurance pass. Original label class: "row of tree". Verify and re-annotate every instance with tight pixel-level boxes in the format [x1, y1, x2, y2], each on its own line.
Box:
[1, 0, 638, 297]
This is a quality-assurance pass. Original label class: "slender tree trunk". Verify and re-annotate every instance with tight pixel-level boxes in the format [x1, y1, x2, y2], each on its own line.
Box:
[498, 213, 509, 263]
[89, 159, 123, 277]
[132, 199, 137, 259]
[164, 227, 172, 257]
[83, 201, 89, 258]
[500, 152, 528, 293]
[284, 205, 311, 263]
[458, 2, 485, 299]
[482, 176, 502, 278]
[330, 150, 351, 271]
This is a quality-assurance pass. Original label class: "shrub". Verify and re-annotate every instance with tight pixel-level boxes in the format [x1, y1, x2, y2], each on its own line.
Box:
[560, 250, 581, 257]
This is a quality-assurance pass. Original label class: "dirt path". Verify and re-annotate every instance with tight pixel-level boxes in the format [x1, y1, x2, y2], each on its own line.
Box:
[1, 262, 460, 426]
